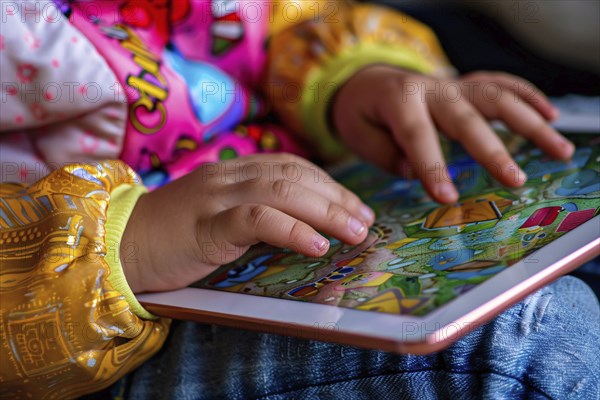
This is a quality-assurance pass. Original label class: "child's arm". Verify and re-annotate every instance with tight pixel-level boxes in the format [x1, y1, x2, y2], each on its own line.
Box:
[1, 155, 374, 398]
[265, 1, 454, 158]
[0, 161, 169, 398]
[264, 2, 574, 203]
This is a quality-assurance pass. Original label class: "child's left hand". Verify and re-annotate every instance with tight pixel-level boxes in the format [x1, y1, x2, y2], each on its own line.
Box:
[332, 65, 575, 204]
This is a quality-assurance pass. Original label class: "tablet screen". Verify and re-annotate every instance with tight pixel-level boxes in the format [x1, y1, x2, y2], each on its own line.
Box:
[193, 134, 599, 317]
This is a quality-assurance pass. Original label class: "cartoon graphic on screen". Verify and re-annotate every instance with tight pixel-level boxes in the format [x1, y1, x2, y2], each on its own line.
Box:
[423, 193, 513, 231]
[194, 134, 600, 317]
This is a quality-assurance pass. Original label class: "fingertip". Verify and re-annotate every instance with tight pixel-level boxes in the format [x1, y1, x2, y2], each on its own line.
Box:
[538, 102, 559, 121]
[554, 136, 575, 160]
[516, 171, 528, 186]
[526, 88, 556, 120]
[311, 235, 330, 257]
[548, 106, 560, 121]
[504, 164, 528, 187]
[359, 204, 376, 225]
[343, 220, 370, 246]
[435, 182, 459, 204]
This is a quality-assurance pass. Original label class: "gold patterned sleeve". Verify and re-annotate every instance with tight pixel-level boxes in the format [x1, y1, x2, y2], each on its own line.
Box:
[0, 161, 170, 400]
[264, 1, 455, 160]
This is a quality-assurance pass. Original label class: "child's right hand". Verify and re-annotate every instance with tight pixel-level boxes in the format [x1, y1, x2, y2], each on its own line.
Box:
[332, 66, 575, 204]
[120, 154, 375, 293]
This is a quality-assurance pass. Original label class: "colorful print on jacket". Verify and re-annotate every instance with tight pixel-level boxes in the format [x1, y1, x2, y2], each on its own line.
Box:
[1, 0, 451, 188]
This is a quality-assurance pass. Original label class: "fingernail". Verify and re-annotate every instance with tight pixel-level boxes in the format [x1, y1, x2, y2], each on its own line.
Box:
[512, 166, 528, 185]
[359, 205, 375, 223]
[314, 236, 329, 252]
[438, 182, 458, 202]
[349, 217, 366, 236]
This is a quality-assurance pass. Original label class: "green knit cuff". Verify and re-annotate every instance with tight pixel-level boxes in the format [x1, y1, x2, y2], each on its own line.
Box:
[105, 184, 157, 320]
[301, 42, 435, 160]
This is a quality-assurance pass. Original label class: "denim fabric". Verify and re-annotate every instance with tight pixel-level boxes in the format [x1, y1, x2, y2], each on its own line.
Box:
[571, 257, 600, 301]
[109, 275, 599, 400]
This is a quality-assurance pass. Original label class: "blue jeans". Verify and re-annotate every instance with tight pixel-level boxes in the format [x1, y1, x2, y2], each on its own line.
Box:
[103, 271, 600, 400]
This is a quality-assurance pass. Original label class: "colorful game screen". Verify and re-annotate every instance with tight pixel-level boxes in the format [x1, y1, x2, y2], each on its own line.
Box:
[193, 134, 600, 317]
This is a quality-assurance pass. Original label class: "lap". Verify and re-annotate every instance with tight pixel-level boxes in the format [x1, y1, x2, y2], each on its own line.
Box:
[118, 276, 599, 400]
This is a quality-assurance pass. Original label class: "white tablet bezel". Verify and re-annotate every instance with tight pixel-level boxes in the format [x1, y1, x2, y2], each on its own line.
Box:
[138, 217, 599, 354]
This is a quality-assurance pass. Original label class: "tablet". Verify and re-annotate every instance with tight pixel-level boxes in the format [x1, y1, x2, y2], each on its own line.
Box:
[138, 133, 600, 354]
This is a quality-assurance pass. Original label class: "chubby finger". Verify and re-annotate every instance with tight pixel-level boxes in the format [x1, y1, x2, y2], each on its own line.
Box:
[278, 160, 376, 225]
[474, 92, 574, 160]
[229, 179, 370, 245]
[338, 115, 406, 175]
[490, 73, 558, 121]
[461, 72, 558, 121]
[430, 98, 527, 188]
[210, 204, 331, 258]
[382, 89, 458, 203]
[221, 154, 375, 225]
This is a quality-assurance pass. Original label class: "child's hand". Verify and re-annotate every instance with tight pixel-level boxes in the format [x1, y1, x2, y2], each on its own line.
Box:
[120, 154, 375, 293]
[332, 65, 575, 204]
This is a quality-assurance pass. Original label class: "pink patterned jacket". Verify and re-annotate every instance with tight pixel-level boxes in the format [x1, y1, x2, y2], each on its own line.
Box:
[1, 0, 452, 187]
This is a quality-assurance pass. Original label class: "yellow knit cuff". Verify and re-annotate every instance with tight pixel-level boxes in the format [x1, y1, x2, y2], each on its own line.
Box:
[105, 184, 157, 320]
[301, 42, 435, 160]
